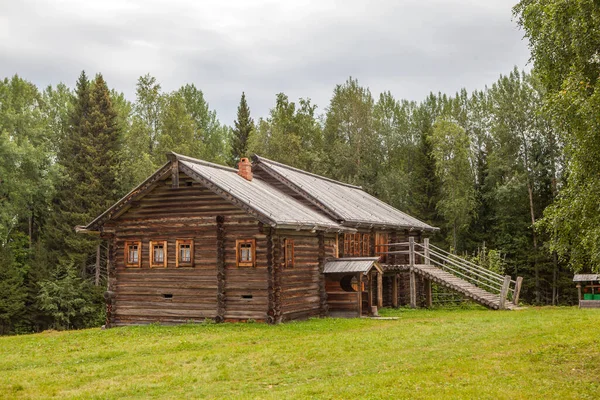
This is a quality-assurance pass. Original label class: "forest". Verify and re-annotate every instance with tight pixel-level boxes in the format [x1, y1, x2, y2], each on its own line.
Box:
[1, 0, 598, 334]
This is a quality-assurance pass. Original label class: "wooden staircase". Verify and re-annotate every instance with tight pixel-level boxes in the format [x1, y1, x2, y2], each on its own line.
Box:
[382, 238, 523, 310]
[410, 264, 519, 310]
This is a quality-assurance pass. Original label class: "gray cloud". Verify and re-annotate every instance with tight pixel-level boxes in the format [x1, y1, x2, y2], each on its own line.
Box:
[0, 0, 530, 124]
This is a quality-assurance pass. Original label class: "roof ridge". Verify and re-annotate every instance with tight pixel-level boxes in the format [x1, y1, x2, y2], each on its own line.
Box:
[253, 155, 363, 189]
[170, 152, 238, 173]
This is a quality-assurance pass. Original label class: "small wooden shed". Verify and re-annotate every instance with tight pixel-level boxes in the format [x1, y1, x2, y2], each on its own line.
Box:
[574, 274, 600, 308]
[323, 257, 383, 318]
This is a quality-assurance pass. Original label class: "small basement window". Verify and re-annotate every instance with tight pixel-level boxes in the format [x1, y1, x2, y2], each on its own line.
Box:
[284, 238, 295, 268]
[236, 239, 255, 267]
[150, 240, 168, 268]
[176, 239, 194, 267]
[125, 241, 142, 268]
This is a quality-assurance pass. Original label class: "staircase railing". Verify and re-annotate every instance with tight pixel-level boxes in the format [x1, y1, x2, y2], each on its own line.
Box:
[381, 237, 523, 308]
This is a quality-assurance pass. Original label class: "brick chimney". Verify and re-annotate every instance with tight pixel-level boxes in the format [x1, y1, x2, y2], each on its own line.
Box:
[237, 157, 253, 181]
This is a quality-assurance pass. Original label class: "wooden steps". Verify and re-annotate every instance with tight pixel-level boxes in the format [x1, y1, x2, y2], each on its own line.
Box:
[410, 264, 519, 310]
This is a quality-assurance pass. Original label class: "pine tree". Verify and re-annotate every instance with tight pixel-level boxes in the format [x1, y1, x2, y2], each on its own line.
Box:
[230, 92, 253, 164]
[42, 72, 122, 329]
[44, 71, 95, 270]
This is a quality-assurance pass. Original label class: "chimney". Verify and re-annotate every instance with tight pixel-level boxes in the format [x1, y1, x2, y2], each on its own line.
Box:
[237, 157, 253, 181]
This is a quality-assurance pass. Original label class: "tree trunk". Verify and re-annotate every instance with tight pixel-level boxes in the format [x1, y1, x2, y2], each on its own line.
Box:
[527, 181, 540, 304]
[28, 206, 33, 249]
[552, 251, 558, 305]
[95, 244, 101, 286]
[452, 223, 457, 252]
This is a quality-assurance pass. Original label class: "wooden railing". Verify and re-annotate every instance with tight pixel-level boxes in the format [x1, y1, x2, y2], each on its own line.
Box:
[381, 237, 523, 309]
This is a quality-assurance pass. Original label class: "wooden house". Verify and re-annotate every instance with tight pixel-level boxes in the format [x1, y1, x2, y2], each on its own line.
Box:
[78, 152, 441, 326]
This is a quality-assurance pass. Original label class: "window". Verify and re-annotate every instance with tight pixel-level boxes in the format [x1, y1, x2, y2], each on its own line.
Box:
[125, 241, 141, 268]
[236, 239, 255, 267]
[176, 239, 193, 267]
[150, 240, 167, 268]
[343, 233, 372, 257]
[284, 239, 294, 268]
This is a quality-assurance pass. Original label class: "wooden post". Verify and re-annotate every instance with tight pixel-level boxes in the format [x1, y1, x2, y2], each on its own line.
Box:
[577, 283, 582, 302]
[357, 273, 362, 317]
[95, 244, 101, 286]
[216, 215, 226, 322]
[105, 235, 116, 328]
[499, 275, 512, 310]
[409, 236, 415, 267]
[409, 270, 417, 308]
[367, 273, 373, 313]
[512, 276, 523, 306]
[266, 228, 276, 324]
[377, 272, 383, 308]
[424, 279, 432, 308]
[171, 160, 179, 188]
[318, 232, 328, 317]
[392, 273, 399, 308]
[424, 238, 430, 265]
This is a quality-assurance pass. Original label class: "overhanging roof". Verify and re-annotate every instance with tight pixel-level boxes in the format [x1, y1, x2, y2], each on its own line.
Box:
[573, 274, 600, 282]
[80, 153, 352, 233]
[177, 156, 349, 231]
[323, 257, 382, 275]
[253, 155, 438, 231]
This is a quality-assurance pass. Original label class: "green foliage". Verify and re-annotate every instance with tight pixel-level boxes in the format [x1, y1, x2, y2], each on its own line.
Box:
[36, 263, 104, 330]
[230, 92, 253, 164]
[248, 93, 324, 171]
[515, 0, 600, 272]
[0, 233, 29, 335]
[323, 77, 380, 189]
[429, 119, 476, 250]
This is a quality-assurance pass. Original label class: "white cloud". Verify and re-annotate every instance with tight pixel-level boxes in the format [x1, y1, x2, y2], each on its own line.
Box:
[0, 0, 530, 123]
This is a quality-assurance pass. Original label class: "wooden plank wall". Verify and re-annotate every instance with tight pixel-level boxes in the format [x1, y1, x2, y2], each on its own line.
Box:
[325, 273, 360, 318]
[276, 230, 321, 321]
[106, 172, 268, 325]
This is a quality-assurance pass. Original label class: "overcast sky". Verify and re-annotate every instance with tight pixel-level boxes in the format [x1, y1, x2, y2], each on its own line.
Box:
[0, 0, 530, 124]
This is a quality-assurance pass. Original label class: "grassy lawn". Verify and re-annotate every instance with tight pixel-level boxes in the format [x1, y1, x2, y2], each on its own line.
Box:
[1, 307, 599, 399]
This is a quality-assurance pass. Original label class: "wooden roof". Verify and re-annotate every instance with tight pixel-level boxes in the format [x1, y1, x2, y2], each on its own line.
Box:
[573, 274, 600, 282]
[323, 257, 382, 275]
[80, 152, 437, 233]
[253, 155, 438, 231]
[178, 157, 348, 231]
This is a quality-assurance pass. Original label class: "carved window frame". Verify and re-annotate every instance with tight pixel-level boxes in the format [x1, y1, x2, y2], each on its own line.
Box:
[125, 241, 142, 268]
[176, 239, 194, 267]
[150, 240, 168, 268]
[236, 239, 256, 267]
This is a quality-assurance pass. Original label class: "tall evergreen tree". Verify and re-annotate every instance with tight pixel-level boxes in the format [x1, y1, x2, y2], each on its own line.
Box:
[42, 72, 122, 329]
[230, 92, 253, 164]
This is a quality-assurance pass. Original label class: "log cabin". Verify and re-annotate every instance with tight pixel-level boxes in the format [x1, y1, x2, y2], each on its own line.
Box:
[78, 152, 439, 326]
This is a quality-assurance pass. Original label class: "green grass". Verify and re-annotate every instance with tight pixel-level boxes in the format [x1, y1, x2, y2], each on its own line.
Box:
[1, 307, 599, 399]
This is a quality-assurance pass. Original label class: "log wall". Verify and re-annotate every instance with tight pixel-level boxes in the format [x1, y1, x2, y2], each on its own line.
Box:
[325, 273, 360, 318]
[105, 173, 269, 325]
[274, 230, 336, 321]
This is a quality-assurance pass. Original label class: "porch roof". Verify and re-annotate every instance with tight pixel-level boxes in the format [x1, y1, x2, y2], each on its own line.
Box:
[573, 274, 600, 282]
[323, 257, 382, 275]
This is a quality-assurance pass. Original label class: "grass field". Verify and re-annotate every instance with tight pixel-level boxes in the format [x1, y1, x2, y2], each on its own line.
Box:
[1, 307, 599, 399]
